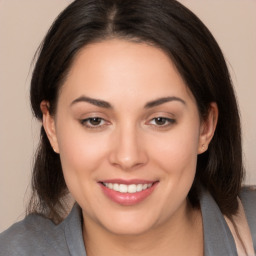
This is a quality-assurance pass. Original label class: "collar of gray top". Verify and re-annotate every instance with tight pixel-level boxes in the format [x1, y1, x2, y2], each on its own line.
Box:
[64, 204, 87, 256]
[200, 190, 238, 256]
[240, 187, 256, 253]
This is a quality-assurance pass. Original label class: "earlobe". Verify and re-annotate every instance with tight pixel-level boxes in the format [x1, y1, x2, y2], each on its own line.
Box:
[198, 102, 218, 154]
[40, 101, 59, 153]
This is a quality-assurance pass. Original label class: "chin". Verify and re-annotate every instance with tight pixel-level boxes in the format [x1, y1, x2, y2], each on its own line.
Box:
[97, 210, 160, 236]
[104, 223, 154, 237]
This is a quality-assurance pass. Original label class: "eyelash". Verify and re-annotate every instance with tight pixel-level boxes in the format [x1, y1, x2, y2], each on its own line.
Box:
[80, 116, 176, 130]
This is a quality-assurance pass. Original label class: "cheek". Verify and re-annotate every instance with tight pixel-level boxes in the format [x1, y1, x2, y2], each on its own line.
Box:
[148, 122, 200, 183]
[152, 129, 199, 163]
[55, 123, 110, 196]
[57, 125, 107, 170]
[56, 129, 110, 207]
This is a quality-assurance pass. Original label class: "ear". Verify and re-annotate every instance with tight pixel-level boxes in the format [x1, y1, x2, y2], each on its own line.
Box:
[198, 102, 218, 154]
[40, 101, 59, 153]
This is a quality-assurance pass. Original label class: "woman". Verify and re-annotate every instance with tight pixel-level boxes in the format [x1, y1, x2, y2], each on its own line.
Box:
[0, 0, 255, 255]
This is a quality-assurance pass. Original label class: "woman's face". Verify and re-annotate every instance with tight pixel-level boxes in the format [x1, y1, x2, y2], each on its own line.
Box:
[43, 39, 216, 235]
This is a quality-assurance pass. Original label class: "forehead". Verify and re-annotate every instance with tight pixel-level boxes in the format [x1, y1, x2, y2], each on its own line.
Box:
[59, 39, 195, 107]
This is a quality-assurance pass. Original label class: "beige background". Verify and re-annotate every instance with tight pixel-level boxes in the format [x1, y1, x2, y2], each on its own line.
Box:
[0, 0, 255, 232]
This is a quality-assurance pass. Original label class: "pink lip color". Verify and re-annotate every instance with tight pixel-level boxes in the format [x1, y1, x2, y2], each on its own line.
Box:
[99, 180, 158, 206]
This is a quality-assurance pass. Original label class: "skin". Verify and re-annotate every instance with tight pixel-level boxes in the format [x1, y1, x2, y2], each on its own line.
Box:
[41, 39, 218, 256]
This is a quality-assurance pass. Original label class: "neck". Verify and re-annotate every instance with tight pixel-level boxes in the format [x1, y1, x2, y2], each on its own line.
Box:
[83, 201, 203, 256]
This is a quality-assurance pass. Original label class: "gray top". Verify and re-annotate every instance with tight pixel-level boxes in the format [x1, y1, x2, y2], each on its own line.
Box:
[0, 189, 255, 256]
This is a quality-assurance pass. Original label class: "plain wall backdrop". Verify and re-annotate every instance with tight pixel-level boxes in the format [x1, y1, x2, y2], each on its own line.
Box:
[0, 0, 255, 232]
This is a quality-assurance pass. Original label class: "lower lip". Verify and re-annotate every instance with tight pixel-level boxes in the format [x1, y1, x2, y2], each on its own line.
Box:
[99, 182, 158, 206]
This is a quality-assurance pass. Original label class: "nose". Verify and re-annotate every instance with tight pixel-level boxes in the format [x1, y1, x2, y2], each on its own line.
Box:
[109, 125, 148, 171]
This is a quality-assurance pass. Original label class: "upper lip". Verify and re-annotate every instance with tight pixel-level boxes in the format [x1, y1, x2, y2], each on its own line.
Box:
[99, 179, 158, 185]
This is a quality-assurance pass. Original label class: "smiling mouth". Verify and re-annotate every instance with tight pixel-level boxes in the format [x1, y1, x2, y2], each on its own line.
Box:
[99, 180, 159, 205]
[102, 182, 154, 194]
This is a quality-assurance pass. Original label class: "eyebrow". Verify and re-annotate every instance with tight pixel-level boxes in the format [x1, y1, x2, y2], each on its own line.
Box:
[144, 96, 186, 108]
[70, 95, 186, 109]
[70, 96, 112, 108]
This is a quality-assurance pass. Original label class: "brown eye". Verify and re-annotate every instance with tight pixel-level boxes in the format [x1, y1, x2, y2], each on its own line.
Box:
[81, 117, 105, 128]
[149, 117, 175, 127]
[155, 117, 168, 125]
[88, 117, 102, 126]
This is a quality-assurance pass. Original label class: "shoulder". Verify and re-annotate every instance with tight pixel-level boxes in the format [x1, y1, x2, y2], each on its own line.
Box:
[0, 213, 67, 256]
[240, 185, 256, 199]
[240, 186, 256, 251]
[240, 186, 256, 214]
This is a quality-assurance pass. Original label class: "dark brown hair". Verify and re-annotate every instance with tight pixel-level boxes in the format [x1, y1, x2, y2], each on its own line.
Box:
[29, 0, 243, 223]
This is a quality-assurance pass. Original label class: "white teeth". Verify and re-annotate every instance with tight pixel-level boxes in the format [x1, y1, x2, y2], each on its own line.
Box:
[142, 184, 148, 190]
[113, 183, 119, 191]
[127, 184, 137, 193]
[119, 184, 128, 193]
[136, 184, 143, 192]
[103, 182, 153, 193]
